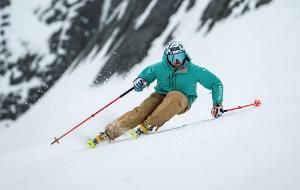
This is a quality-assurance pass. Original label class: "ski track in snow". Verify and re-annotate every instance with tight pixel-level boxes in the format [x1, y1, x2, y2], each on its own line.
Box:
[1, 0, 300, 189]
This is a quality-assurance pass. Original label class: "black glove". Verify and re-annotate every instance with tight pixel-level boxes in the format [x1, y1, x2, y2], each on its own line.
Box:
[211, 104, 223, 118]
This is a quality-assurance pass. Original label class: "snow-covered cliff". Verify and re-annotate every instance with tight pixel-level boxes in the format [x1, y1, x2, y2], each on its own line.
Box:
[0, 0, 272, 122]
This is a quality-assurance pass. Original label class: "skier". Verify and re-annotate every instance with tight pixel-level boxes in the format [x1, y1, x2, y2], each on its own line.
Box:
[88, 40, 224, 148]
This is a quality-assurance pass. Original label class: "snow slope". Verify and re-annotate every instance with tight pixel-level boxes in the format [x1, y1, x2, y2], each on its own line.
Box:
[1, 98, 299, 190]
[0, 0, 300, 189]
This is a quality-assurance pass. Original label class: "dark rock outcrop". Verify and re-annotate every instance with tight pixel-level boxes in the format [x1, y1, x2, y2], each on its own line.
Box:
[94, 0, 184, 84]
[200, 0, 273, 32]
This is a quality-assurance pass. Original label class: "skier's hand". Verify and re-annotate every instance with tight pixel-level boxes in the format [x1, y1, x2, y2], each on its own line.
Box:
[211, 104, 223, 118]
[133, 77, 146, 92]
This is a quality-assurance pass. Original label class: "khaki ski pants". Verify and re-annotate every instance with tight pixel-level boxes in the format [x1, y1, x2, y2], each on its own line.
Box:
[105, 91, 189, 140]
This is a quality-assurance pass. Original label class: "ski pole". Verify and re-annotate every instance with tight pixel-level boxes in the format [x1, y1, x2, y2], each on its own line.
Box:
[222, 99, 261, 113]
[50, 87, 135, 145]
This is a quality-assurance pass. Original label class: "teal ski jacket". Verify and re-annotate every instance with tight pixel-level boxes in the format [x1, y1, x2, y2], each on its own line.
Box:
[138, 52, 223, 106]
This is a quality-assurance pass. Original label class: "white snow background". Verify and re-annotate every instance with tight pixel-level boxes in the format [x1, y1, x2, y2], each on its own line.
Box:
[0, 0, 300, 190]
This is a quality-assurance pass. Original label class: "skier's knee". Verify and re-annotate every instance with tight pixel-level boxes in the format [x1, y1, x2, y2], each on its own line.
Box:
[167, 91, 187, 101]
[166, 91, 188, 107]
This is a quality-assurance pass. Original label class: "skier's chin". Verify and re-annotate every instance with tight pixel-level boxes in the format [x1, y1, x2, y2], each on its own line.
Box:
[172, 62, 183, 68]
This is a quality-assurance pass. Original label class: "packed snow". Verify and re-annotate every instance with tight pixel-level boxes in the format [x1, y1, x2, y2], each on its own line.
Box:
[0, 0, 300, 190]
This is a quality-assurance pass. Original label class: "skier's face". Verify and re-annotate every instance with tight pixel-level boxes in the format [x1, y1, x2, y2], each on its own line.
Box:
[167, 51, 185, 68]
[171, 59, 183, 68]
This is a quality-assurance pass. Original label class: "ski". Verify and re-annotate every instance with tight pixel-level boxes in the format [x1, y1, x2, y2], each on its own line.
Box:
[87, 139, 96, 149]
[87, 118, 216, 149]
[128, 118, 215, 140]
[88, 106, 261, 148]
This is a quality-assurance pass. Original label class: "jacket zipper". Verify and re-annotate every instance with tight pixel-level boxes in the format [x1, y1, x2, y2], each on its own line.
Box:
[168, 74, 171, 89]
[174, 73, 177, 90]
[173, 68, 178, 90]
[169, 68, 178, 90]
[172, 70, 177, 90]
[172, 72, 175, 90]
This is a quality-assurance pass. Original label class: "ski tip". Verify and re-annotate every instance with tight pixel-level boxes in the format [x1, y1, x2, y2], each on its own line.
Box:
[129, 129, 139, 140]
[87, 139, 96, 149]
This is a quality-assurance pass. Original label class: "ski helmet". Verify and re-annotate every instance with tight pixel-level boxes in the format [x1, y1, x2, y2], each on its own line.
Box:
[164, 40, 186, 66]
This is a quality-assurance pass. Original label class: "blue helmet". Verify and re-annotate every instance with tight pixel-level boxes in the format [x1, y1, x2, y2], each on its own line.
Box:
[164, 41, 186, 66]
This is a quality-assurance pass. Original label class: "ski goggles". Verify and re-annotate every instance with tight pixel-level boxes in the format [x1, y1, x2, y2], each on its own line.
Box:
[167, 51, 186, 64]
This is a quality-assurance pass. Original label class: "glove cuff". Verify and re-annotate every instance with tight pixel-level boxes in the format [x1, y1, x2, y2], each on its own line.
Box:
[213, 103, 223, 108]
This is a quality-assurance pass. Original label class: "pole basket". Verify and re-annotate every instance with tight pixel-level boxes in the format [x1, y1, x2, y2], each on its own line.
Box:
[254, 99, 261, 107]
[51, 137, 60, 145]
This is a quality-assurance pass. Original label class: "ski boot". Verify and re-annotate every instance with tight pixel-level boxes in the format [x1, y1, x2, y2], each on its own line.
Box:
[87, 131, 110, 149]
[129, 120, 153, 139]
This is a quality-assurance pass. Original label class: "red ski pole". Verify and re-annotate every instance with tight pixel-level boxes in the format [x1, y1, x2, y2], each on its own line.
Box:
[222, 99, 261, 113]
[50, 87, 134, 145]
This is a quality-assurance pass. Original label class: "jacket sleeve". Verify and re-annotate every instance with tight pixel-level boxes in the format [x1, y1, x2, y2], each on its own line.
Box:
[138, 64, 157, 85]
[195, 66, 223, 105]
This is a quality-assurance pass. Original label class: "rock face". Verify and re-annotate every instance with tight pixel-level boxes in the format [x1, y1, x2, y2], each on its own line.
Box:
[0, 0, 272, 122]
[200, 0, 273, 32]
